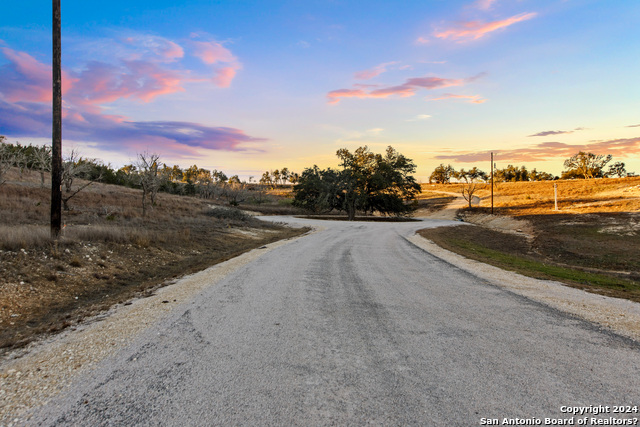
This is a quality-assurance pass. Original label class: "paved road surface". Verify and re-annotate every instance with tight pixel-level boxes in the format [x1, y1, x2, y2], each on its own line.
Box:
[31, 217, 640, 426]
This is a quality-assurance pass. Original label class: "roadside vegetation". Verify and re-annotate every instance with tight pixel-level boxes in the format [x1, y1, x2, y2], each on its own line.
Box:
[418, 175, 640, 302]
[0, 166, 308, 353]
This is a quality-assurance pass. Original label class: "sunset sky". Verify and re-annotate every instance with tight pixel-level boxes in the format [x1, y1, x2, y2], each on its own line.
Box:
[1, 0, 639, 181]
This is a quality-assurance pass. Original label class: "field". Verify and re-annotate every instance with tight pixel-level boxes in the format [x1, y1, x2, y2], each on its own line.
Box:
[419, 176, 640, 302]
[0, 169, 308, 353]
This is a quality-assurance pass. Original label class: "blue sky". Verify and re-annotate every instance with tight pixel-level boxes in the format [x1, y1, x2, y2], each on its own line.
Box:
[1, 0, 639, 180]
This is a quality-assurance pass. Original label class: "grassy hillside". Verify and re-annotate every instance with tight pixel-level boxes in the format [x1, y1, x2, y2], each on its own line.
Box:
[0, 169, 308, 352]
[419, 177, 640, 302]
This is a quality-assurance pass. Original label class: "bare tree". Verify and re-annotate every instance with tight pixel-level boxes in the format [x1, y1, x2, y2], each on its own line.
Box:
[61, 149, 101, 210]
[135, 152, 162, 216]
[32, 145, 52, 187]
[455, 168, 485, 209]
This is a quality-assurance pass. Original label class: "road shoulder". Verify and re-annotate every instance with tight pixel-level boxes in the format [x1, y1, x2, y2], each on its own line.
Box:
[407, 232, 640, 342]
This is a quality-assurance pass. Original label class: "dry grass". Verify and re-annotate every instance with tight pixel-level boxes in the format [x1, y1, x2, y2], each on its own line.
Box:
[418, 176, 640, 302]
[421, 176, 640, 216]
[0, 168, 308, 352]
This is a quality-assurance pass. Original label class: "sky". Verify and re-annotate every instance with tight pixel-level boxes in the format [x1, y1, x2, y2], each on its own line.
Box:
[1, 0, 639, 181]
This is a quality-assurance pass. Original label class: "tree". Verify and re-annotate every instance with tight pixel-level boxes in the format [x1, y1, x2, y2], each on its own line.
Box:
[606, 162, 627, 178]
[429, 163, 455, 184]
[272, 169, 281, 186]
[289, 172, 300, 185]
[530, 168, 555, 181]
[494, 164, 530, 182]
[61, 150, 102, 211]
[293, 146, 420, 220]
[292, 166, 342, 213]
[259, 171, 272, 187]
[135, 152, 162, 216]
[280, 167, 290, 185]
[562, 151, 612, 179]
[454, 167, 487, 209]
[0, 136, 17, 186]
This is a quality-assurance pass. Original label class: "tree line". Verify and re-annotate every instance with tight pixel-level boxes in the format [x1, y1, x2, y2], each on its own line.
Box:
[429, 151, 630, 184]
[0, 137, 301, 215]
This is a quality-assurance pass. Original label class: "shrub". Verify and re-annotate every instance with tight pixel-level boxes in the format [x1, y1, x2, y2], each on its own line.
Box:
[204, 206, 252, 221]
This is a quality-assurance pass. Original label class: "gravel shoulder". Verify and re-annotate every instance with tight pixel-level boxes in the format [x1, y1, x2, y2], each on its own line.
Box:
[0, 227, 313, 425]
[407, 230, 640, 342]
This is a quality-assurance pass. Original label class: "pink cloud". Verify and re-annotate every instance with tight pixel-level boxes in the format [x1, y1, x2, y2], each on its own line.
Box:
[190, 40, 241, 87]
[434, 138, 640, 163]
[0, 47, 75, 103]
[327, 89, 368, 104]
[435, 12, 537, 42]
[192, 41, 236, 65]
[328, 73, 484, 104]
[213, 66, 237, 88]
[474, 0, 498, 10]
[64, 60, 186, 108]
[122, 35, 184, 62]
[429, 93, 486, 104]
[354, 62, 398, 80]
[0, 43, 265, 155]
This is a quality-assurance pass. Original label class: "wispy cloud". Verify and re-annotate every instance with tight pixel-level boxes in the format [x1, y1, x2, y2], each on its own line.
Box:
[0, 40, 264, 155]
[626, 124, 640, 128]
[434, 12, 537, 42]
[189, 38, 242, 88]
[473, 0, 499, 11]
[428, 93, 486, 104]
[354, 61, 398, 80]
[527, 127, 585, 137]
[328, 73, 485, 104]
[406, 114, 432, 121]
[434, 138, 640, 163]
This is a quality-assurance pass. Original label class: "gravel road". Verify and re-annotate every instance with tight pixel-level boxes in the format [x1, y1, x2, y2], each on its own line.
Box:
[19, 217, 640, 425]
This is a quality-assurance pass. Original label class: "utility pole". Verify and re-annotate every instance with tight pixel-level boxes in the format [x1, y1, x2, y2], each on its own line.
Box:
[51, 0, 62, 238]
[490, 152, 494, 215]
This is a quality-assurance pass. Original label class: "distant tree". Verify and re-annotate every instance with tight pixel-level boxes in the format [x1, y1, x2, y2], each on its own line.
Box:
[182, 164, 199, 184]
[0, 136, 17, 185]
[455, 167, 488, 183]
[429, 163, 455, 184]
[562, 151, 612, 179]
[259, 171, 272, 187]
[135, 152, 162, 216]
[606, 161, 627, 178]
[289, 172, 300, 185]
[280, 167, 290, 184]
[494, 164, 530, 182]
[530, 168, 555, 181]
[272, 169, 281, 186]
[212, 169, 228, 183]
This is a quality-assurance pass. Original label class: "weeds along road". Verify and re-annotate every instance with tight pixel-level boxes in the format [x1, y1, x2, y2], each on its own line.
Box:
[30, 217, 640, 426]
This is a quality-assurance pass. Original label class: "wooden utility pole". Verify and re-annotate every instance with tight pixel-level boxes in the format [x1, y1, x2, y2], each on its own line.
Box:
[51, 0, 62, 237]
[490, 152, 494, 214]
